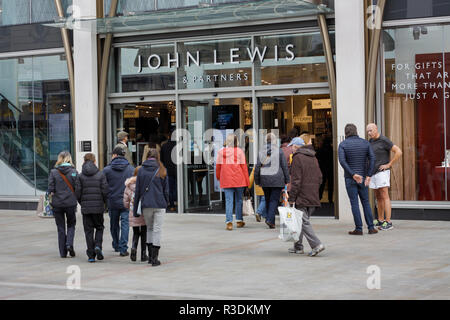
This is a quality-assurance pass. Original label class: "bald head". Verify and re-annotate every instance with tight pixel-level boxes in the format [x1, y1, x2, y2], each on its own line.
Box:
[367, 123, 380, 139]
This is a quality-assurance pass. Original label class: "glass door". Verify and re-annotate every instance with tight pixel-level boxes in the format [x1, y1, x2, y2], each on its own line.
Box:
[258, 94, 334, 216]
[182, 97, 253, 213]
[112, 101, 176, 166]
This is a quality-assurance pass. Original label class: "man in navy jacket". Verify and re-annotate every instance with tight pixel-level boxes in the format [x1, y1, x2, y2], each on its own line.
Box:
[103, 147, 135, 255]
[338, 124, 378, 235]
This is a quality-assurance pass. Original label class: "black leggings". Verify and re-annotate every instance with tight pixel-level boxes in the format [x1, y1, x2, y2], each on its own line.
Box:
[132, 226, 147, 251]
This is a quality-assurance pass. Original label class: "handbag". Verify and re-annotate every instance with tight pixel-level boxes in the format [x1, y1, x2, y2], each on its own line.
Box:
[136, 168, 159, 216]
[242, 197, 255, 216]
[37, 191, 54, 218]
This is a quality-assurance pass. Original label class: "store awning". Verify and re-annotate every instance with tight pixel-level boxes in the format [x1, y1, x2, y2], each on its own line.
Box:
[43, 0, 333, 34]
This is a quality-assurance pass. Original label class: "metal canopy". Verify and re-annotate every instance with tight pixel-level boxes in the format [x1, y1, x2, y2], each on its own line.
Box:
[43, 0, 333, 34]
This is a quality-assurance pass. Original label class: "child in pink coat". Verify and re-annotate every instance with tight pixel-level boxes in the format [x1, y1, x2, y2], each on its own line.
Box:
[123, 166, 148, 262]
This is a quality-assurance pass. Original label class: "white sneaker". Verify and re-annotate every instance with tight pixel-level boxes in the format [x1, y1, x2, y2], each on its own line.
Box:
[308, 244, 325, 257]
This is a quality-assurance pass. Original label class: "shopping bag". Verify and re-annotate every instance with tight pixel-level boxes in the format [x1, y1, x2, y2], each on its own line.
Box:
[37, 192, 54, 218]
[278, 205, 303, 242]
[130, 191, 142, 216]
[242, 198, 255, 216]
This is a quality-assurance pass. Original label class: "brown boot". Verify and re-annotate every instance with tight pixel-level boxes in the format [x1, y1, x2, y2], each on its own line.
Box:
[348, 230, 363, 235]
[226, 222, 233, 231]
[236, 221, 245, 228]
[368, 228, 378, 234]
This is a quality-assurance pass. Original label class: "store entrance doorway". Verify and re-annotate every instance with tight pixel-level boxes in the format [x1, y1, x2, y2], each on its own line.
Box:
[112, 101, 176, 166]
[258, 94, 335, 217]
[181, 97, 253, 213]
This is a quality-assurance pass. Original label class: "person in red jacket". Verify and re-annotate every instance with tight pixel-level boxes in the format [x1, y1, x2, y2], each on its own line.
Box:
[216, 134, 250, 231]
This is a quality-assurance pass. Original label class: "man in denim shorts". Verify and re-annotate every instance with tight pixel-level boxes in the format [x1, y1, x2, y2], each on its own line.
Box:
[367, 124, 403, 231]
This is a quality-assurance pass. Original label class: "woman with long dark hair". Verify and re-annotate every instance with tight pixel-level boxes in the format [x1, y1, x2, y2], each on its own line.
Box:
[133, 144, 169, 266]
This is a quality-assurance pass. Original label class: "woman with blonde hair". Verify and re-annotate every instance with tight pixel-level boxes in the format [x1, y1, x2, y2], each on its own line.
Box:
[216, 134, 250, 230]
[133, 143, 169, 266]
[48, 151, 79, 258]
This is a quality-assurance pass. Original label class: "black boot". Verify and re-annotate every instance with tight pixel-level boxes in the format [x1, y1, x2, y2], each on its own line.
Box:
[151, 245, 161, 267]
[147, 243, 153, 265]
[130, 229, 140, 262]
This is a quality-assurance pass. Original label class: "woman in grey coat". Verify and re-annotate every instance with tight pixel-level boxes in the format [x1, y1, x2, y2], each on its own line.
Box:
[254, 133, 290, 228]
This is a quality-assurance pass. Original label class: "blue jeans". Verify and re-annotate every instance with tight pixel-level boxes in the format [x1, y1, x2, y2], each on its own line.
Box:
[168, 175, 177, 207]
[262, 187, 283, 225]
[223, 187, 245, 223]
[256, 195, 267, 218]
[345, 178, 375, 231]
[109, 209, 129, 253]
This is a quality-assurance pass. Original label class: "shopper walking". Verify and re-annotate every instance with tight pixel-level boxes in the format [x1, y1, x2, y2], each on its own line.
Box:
[338, 124, 378, 235]
[134, 146, 169, 266]
[367, 123, 402, 230]
[216, 134, 250, 230]
[75, 153, 108, 262]
[48, 151, 78, 258]
[115, 131, 133, 166]
[161, 126, 178, 212]
[123, 166, 148, 262]
[103, 147, 135, 256]
[288, 139, 325, 257]
[254, 133, 290, 229]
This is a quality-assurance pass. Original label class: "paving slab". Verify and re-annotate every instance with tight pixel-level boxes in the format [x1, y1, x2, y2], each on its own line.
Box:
[0, 210, 449, 300]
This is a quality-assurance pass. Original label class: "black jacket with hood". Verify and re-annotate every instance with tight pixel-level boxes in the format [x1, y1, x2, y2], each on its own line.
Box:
[103, 156, 135, 210]
[48, 164, 78, 208]
[75, 160, 109, 214]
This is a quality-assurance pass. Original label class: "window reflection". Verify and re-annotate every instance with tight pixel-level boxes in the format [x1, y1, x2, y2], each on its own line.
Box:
[117, 44, 176, 92]
[255, 32, 334, 86]
[383, 25, 449, 201]
[0, 54, 72, 195]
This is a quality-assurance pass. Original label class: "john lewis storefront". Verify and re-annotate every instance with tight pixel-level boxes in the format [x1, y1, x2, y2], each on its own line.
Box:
[107, 24, 335, 214]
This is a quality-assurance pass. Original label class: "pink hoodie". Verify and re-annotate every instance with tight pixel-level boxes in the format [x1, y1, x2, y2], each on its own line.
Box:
[123, 176, 146, 227]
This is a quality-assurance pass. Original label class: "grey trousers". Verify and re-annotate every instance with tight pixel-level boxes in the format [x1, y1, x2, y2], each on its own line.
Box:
[142, 208, 165, 247]
[294, 207, 321, 250]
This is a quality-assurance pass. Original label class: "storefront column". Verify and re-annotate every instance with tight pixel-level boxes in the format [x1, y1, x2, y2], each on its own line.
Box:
[335, 0, 367, 224]
[73, 0, 98, 171]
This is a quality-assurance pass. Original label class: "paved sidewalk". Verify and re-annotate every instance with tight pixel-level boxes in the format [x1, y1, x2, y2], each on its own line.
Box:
[0, 210, 449, 300]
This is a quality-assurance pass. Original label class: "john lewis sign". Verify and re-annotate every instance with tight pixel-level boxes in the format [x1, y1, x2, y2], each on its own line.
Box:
[136, 44, 296, 72]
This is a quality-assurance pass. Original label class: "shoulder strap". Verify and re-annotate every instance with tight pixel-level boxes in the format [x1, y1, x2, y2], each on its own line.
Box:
[143, 168, 160, 194]
[57, 170, 75, 194]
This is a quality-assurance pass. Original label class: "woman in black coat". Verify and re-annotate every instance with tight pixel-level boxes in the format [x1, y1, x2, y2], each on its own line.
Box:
[75, 153, 109, 262]
[48, 151, 78, 258]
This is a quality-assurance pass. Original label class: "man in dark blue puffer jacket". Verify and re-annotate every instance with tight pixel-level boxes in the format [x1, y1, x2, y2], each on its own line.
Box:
[338, 123, 378, 236]
[103, 147, 134, 256]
